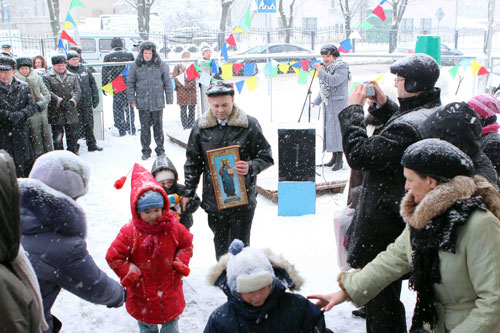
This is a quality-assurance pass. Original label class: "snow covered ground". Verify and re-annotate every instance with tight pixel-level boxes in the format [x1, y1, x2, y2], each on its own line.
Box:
[49, 64, 479, 332]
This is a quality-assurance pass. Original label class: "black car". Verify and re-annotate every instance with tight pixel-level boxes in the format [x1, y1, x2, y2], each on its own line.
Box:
[228, 43, 317, 75]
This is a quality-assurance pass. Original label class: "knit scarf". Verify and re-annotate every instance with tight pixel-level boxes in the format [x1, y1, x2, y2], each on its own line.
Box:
[408, 195, 486, 332]
[480, 115, 500, 136]
[319, 59, 350, 106]
[132, 210, 175, 257]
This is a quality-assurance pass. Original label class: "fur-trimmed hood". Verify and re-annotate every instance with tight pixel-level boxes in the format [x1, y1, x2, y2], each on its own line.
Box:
[198, 105, 249, 129]
[208, 248, 304, 292]
[401, 175, 500, 229]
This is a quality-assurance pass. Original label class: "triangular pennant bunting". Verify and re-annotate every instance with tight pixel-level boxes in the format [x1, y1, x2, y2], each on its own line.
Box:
[111, 75, 127, 93]
[470, 60, 481, 75]
[226, 34, 236, 47]
[448, 64, 459, 79]
[477, 66, 490, 76]
[235, 80, 245, 94]
[102, 83, 114, 96]
[69, 0, 86, 9]
[301, 60, 311, 71]
[60, 30, 77, 45]
[221, 64, 233, 80]
[246, 76, 258, 91]
[372, 5, 386, 22]
[297, 70, 309, 85]
[221, 43, 228, 62]
[64, 12, 77, 29]
[243, 63, 255, 76]
[185, 64, 199, 81]
[233, 63, 244, 75]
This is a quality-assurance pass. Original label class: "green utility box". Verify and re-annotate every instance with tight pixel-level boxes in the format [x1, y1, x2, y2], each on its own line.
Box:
[415, 36, 441, 65]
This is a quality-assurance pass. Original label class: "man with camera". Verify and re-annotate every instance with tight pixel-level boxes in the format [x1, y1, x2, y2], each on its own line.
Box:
[312, 44, 350, 171]
[338, 53, 441, 332]
[43, 55, 81, 154]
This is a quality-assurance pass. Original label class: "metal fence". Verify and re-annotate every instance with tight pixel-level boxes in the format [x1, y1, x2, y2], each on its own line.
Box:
[2, 25, 498, 60]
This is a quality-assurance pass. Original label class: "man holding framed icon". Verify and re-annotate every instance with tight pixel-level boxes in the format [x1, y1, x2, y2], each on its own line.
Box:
[183, 81, 273, 260]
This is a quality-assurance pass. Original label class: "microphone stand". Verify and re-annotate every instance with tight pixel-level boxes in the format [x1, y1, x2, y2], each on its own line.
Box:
[298, 68, 317, 123]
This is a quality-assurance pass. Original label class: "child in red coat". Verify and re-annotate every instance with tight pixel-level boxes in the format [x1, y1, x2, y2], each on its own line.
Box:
[106, 163, 193, 333]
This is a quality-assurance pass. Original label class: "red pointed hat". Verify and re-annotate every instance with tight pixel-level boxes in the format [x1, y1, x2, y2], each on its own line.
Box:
[129, 163, 169, 219]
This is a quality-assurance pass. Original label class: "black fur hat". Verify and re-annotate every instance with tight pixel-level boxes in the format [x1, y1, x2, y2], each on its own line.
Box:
[16, 57, 32, 69]
[206, 81, 235, 97]
[401, 138, 474, 180]
[111, 37, 123, 49]
[67, 51, 79, 61]
[140, 41, 156, 52]
[390, 53, 439, 93]
[320, 44, 340, 57]
[51, 55, 67, 65]
[0, 55, 16, 71]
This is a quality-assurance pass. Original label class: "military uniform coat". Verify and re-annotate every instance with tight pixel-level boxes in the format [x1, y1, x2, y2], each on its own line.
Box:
[43, 69, 82, 125]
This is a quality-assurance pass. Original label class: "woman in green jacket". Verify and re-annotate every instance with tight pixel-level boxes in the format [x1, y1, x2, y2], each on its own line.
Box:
[310, 139, 500, 333]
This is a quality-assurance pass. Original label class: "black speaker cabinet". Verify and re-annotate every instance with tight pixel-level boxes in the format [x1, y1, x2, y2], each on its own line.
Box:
[278, 128, 315, 182]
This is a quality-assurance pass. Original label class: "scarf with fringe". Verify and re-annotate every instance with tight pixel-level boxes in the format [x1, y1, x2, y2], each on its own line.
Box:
[319, 59, 350, 106]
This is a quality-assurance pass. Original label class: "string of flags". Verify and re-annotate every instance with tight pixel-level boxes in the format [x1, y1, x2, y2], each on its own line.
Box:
[101, 67, 129, 96]
[57, 0, 85, 55]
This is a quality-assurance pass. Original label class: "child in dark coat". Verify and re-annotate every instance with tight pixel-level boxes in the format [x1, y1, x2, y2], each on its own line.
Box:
[204, 239, 329, 333]
[151, 155, 200, 230]
[106, 163, 193, 333]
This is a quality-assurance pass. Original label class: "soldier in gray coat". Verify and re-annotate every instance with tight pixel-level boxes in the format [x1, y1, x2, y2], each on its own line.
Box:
[312, 44, 350, 171]
[127, 41, 173, 160]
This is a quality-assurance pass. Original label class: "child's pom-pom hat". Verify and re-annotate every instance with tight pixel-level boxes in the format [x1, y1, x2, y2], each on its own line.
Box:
[226, 239, 275, 294]
[113, 166, 133, 189]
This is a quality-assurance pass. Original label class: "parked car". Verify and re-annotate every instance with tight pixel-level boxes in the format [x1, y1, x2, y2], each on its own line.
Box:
[393, 44, 463, 66]
[228, 43, 317, 75]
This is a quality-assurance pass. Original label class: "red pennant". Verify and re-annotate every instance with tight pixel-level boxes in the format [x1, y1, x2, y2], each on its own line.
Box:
[338, 46, 348, 53]
[372, 5, 386, 22]
[111, 75, 127, 93]
[301, 60, 311, 71]
[60, 30, 77, 45]
[477, 66, 490, 76]
[233, 63, 244, 75]
[186, 64, 199, 81]
[226, 34, 237, 47]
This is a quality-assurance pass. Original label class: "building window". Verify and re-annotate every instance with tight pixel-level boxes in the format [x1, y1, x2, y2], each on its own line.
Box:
[420, 18, 432, 34]
[401, 18, 413, 32]
[303, 17, 317, 31]
[80, 38, 96, 53]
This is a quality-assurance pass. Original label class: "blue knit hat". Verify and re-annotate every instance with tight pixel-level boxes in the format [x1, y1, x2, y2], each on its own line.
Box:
[136, 190, 164, 213]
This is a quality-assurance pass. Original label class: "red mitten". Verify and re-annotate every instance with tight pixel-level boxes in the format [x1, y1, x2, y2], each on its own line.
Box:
[120, 263, 142, 287]
[173, 261, 190, 277]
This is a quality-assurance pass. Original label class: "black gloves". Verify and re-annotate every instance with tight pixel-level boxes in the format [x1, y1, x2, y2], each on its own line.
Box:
[60, 100, 75, 112]
[107, 287, 126, 308]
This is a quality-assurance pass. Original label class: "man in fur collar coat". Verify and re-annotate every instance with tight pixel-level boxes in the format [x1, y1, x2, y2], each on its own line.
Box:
[183, 81, 273, 260]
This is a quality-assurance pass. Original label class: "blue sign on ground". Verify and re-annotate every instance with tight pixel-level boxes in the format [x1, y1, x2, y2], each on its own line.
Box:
[257, 0, 277, 13]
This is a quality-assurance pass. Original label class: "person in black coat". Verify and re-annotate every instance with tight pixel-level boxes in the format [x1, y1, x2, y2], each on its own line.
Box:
[183, 81, 273, 260]
[67, 51, 102, 152]
[421, 101, 499, 186]
[205, 239, 329, 333]
[0, 55, 35, 177]
[339, 54, 441, 332]
[151, 154, 201, 230]
[20, 151, 125, 332]
[103, 37, 135, 136]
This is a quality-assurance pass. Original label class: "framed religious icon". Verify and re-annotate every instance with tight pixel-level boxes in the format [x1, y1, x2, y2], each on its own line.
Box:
[207, 145, 248, 210]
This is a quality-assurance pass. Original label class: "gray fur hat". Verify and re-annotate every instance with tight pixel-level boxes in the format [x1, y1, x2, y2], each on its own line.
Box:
[0, 55, 16, 71]
[206, 81, 234, 97]
[51, 55, 67, 65]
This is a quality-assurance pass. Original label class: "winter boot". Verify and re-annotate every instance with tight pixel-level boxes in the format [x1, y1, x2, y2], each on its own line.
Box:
[332, 152, 343, 171]
[317, 153, 336, 167]
[352, 305, 367, 319]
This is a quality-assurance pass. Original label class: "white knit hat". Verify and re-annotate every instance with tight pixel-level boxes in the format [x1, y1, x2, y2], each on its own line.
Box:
[155, 170, 176, 182]
[226, 239, 274, 293]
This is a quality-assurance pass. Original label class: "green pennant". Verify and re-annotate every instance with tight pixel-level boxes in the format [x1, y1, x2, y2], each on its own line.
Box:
[244, 8, 251, 29]
[69, 0, 85, 9]
[448, 64, 459, 79]
[194, 63, 200, 72]
[297, 70, 309, 85]
[357, 21, 373, 29]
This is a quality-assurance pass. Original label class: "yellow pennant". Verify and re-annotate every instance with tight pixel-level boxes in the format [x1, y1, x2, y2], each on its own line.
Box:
[374, 75, 383, 83]
[246, 76, 258, 91]
[233, 26, 248, 35]
[221, 64, 233, 80]
[101, 83, 114, 96]
[64, 22, 73, 29]
[278, 64, 290, 73]
[470, 60, 481, 75]
[292, 67, 300, 75]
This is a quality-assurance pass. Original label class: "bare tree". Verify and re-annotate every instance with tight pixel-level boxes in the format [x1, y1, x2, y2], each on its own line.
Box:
[124, 0, 155, 40]
[218, 0, 234, 49]
[46, 0, 60, 44]
[338, 0, 364, 38]
[387, 0, 409, 53]
[278, 0, 296, 43]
